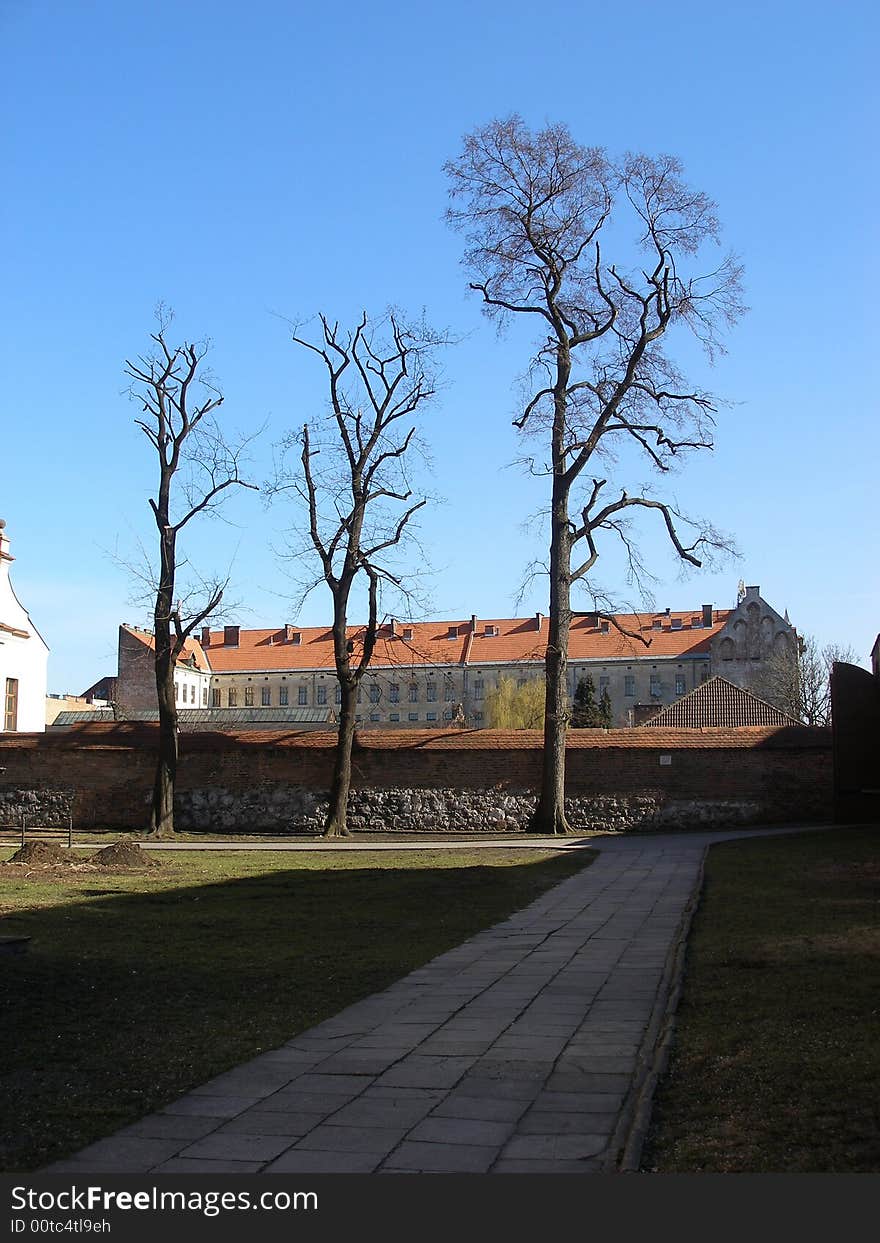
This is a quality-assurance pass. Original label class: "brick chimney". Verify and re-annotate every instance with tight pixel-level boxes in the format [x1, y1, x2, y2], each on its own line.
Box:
[702, 604, 713, 627]
[200, 626, 211, 647]
[534, 612, 543, 630]
[224, 625, 240, 647]
[389, 618, 397, 636]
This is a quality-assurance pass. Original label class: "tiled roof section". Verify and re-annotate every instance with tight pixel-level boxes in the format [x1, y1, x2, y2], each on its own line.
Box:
[642, 676, 801, 728]
[123, 625, 211, 673]
[202, 620, 472, 673]
[200, 610, 731, 673]
[2, 722, 831, 752]
[50, 708, 334, 729]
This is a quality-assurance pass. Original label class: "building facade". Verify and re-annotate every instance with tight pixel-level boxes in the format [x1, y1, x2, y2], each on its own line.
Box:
[109, 586, 797, 728]
[0, 520, 49, 733]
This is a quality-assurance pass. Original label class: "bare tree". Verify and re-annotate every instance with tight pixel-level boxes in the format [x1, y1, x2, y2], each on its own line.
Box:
[446, 116, 744, 833]
[756, 634, 858, 726]
[125, 308, 256, 836]
[272, 311, 441, 837]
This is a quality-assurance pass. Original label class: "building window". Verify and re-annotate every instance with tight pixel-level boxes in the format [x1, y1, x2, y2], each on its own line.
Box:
[390, 712, 400, 722]
[701, 665, 710, 683]
[228, 689, 237, 707]
[370, 712, 380, 722]
[444, 681, 455, 702]
[675, 675, 686, 696]
[473, 678, 484, 700]
[279, 686, 289, 706]
[211, 688, 221, 707]
[517, 678, 527, 689]
[369, 683, 381, 704]
[599, 676, 610, 691]
[474, 711, 484, 722]
[426, 683, 437, 701]
[202, 687, 208, 706]
[298, 686, 308, 706]
[262, 686, 271, 706]
[174, 683, 180, 702]
[624, 676, 635, 697]
[335, 685, 342, 705]
[650, 675, 661, 697]
[426, 711, 437, 721]
[4, 678, 18, 731]
[389, 683, 400, 703]
[316, 685, 326, 705]
[245, 687, 254, 707]
[408, 682, 418, 702]
[443, 709, 453, 720]
[408, 712, 418, 721]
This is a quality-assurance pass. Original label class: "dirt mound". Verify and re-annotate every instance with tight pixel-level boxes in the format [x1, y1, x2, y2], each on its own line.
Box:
[88, 841, 160, 869]
[8, 840, 74, 866]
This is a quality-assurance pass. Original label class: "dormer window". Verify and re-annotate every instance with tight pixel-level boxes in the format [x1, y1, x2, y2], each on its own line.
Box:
[652, 619, 662, 630]
[403, 627, 413, 640]
[671, 618, 682, 630]
[447, 626, 458, 639]
[291, 632, 302, 645]
[600, 620, 610, 632]
[484, 625, 498, 637]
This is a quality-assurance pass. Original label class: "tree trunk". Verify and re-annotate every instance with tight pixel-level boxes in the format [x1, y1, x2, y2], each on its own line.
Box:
[150, 524, 178, 837]
[150, 645, 178, 837]
[533, 492, 573, 834]
[325, 681, 357, 837]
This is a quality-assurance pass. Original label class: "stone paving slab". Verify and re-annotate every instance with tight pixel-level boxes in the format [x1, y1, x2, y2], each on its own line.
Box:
[43, 827, 822, 1176]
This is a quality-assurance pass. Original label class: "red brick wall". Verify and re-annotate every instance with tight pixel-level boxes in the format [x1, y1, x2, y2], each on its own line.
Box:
[0, 723, 833, 830]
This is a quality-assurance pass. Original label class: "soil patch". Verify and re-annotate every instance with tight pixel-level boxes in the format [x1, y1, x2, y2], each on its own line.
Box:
[7, 841, 76, 866]
[88, 841, 161, 869]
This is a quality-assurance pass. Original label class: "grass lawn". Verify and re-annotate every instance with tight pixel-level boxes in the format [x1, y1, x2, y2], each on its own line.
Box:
[642, 826, 879, 1173]
[0, 845, 592, 1172]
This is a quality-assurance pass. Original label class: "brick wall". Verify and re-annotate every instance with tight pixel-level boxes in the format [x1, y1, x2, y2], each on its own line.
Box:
[0, 723, 833, 833]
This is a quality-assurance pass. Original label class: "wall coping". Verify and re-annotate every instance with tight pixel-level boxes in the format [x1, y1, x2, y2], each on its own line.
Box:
[1, 722, 832, 754]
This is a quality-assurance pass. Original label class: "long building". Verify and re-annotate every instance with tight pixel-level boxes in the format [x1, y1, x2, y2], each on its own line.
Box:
[108, 585, 796, 728]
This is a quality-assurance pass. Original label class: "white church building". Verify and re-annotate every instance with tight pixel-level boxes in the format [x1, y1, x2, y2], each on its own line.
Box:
[0, 519, 48, 732]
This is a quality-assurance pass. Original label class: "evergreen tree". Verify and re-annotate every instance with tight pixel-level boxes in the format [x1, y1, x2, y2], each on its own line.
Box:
[572, 676, 598, 728]
[598, 687, 614, 728]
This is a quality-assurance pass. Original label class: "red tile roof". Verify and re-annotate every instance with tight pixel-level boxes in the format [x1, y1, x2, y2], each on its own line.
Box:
[2, 721, 830, 752]
[642, 676, 801, 728]
[198, 610, 732, 673]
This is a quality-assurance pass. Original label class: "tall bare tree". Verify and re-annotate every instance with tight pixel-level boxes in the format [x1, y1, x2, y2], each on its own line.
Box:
[446, 116, 744, 833]
[756, 634, 858, 726]
[273, 311, 441, 837]
[125, 309, 255, 836]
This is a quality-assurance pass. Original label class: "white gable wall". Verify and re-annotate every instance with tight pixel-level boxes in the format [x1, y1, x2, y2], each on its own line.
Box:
[0, 524, 49, 732]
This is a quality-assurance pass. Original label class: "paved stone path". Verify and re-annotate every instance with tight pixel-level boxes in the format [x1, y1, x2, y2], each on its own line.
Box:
[43, 827, 825, 1175]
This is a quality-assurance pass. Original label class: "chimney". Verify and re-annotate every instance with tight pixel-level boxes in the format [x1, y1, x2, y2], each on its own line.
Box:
[390, 618, 397, 636]
[702, 604, 713, 627]
[470, 615, 477, 633]
[534, 612, 543, 631]
[745, 585, 760, 600]
[200, 626, 211, 647]
[224, 625, 240, 647]
[665, 607, 670, 616]
[285, 624, 295, 642]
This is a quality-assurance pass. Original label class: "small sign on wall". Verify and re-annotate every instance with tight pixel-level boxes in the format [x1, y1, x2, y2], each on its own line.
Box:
[659, 754, 672, 766]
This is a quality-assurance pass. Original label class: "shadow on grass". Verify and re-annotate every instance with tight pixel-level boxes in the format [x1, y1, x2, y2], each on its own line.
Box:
[0, 851, 590, 1171]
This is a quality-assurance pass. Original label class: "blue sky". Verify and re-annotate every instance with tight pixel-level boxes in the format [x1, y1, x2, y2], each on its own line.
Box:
[2, 0, 877, 692]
